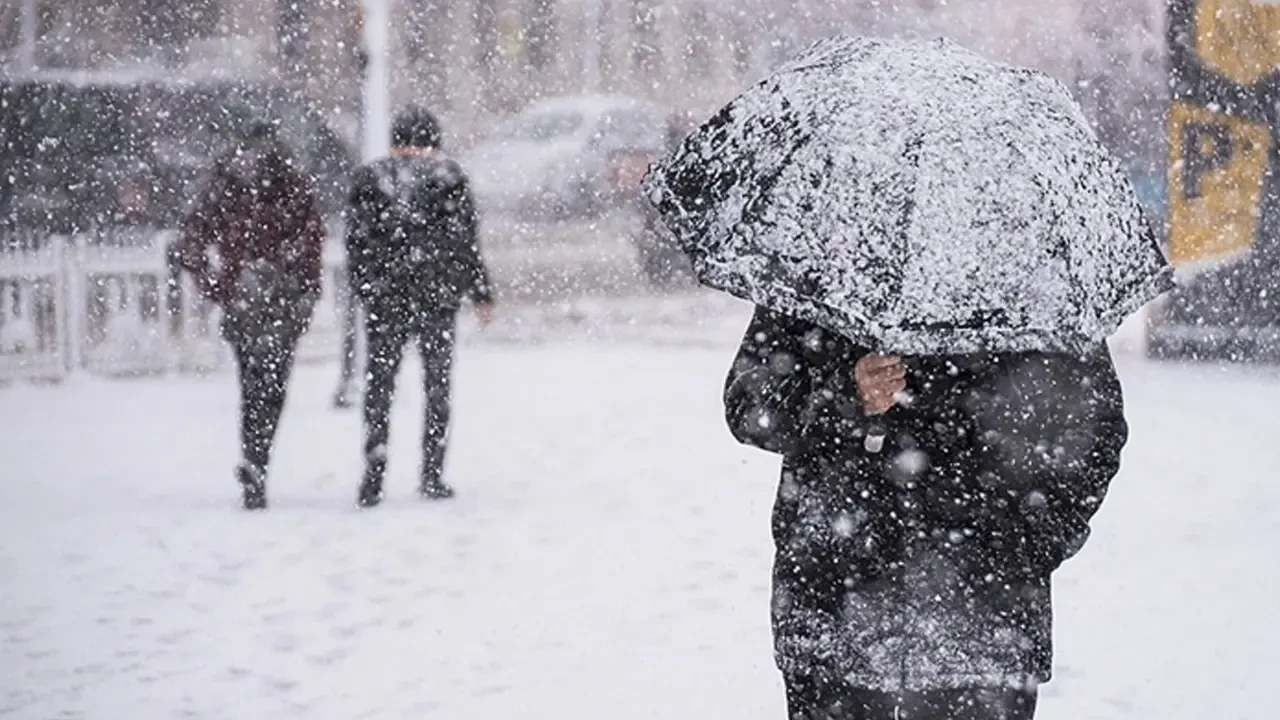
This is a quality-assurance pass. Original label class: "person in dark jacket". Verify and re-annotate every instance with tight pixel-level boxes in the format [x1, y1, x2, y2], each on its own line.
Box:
[177, 121, 324, 510]
[346, 107, 494, 508]
[724, 308, 1128, 719]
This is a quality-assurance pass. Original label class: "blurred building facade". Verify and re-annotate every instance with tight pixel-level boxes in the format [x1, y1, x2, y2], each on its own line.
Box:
[0, 0, 1166, 157]
[0, 0, 776, 147]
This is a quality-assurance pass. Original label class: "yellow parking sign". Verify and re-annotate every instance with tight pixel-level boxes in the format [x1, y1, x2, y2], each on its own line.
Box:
[1167, 102, 1273, 265]
[1151, 0, 1280, 356]
[1194, 0, 1280, 87]
[1166, 0, 1279, 267]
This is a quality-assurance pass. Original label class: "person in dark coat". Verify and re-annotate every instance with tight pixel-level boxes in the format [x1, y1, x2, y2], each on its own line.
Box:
[345, 107, 494, 508]
[176, 121, 325, 510]
[724, 307, 1128, 719]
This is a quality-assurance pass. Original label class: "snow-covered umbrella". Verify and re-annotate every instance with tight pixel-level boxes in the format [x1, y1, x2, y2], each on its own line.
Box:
[644, 35, 1174, 355]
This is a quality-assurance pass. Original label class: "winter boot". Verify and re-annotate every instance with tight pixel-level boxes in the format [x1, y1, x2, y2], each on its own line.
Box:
[331, 382, 353, 410]
[419, 474, 456, 500]
[237, 464, 267, 511]
[357, 461, 385, 509]
[357, 480, 384, 508]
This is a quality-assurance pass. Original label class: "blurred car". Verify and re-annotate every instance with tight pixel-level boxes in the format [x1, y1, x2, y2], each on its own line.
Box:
[0, 72, 354, 238]
[461, 94, 667, 221]
[609, 111, 699, 288]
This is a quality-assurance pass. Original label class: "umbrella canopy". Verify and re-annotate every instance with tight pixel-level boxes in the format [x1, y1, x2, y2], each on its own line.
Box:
[644, 36, 1174, 355]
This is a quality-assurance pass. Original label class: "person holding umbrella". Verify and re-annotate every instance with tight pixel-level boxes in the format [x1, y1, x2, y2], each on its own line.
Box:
[645, 37, 1173, 720]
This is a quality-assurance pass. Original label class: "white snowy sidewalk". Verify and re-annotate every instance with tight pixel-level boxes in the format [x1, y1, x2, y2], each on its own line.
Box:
[3, 316, 1280, 719]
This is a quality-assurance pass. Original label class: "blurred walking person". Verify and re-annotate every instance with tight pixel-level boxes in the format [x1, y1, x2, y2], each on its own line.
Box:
[176, 121, 324, 510]
[345, 107, 495, 508]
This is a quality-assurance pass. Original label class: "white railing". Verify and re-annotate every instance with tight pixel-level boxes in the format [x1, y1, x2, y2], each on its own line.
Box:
[77, 233, 183, 376]
[0, 236, 70, 382]
[0, 226, 350, 383]
[0, 212, 656, 383]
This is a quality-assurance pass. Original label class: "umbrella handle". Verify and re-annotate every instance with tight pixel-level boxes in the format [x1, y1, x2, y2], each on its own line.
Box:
[864, 421, 887, 454]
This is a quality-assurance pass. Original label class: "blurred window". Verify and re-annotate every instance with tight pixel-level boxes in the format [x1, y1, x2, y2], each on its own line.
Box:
[684, 4, 712, 72]
[631, 0, 660, 74]
[1, 79, 353, 232]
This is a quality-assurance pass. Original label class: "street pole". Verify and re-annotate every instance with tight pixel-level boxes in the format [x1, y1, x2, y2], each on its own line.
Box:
[362, 0, 392, 161]
[19, 0, 38, 71]
[583, 0, 601, 92]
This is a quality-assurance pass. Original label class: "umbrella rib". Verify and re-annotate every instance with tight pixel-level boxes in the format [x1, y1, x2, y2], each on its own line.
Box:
[883, 134, 924, 331]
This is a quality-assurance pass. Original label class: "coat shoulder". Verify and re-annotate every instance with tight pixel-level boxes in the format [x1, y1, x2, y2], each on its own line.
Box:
[348, 163, 385, 198]
[418, 155, 470, 191]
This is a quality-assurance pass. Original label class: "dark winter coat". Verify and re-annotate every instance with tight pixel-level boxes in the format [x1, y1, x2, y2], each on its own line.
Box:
[176, 139, 324, 348]
[344, 151, 493, 321]
[725, 307, 1127, 693]
[177, 140, 325, 308]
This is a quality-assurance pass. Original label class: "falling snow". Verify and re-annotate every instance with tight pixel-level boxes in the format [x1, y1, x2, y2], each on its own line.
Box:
[1, 1, 1278, 719]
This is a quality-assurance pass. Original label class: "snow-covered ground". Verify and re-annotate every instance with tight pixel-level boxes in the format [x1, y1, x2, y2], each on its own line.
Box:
[3, 298, 1280, 719]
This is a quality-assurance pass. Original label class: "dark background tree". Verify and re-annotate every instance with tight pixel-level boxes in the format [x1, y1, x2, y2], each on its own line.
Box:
[276, 0, 313, 83]
[524, 0, 557, 72]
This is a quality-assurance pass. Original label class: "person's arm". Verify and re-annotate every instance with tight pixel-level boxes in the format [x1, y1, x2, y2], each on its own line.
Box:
[175, 172, 226, 303]
[724, 307, 869, 457]
[450, 175, 494, 307]
[998, 349, 1129, 572]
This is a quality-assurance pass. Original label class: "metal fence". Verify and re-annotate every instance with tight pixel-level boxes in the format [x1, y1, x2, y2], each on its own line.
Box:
[0, 233, 69, 381]
[0, 211, 659, 384]
[0, 224, 349, 383]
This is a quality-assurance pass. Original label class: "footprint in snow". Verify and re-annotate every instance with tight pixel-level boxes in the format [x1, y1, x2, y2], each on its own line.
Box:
[1105, 696, 1135, 713]
[309, 647, 350, 665]
[158, 629, 194, 645]
[266, 678, 299, 694]
[271, 633, 300, 654]
[472, 684, 510, 697]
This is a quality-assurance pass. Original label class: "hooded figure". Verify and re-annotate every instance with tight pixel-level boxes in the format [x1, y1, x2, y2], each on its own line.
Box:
[725, 308, 1127, 719]
[345, 106, 494, 508]
[177, 121, 324, 510]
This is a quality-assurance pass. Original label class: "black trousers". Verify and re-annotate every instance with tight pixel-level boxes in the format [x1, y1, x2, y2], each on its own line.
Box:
[232, 335, 299, 474]
[362, 307, 456, 485]
[785, 677, 1037, 720]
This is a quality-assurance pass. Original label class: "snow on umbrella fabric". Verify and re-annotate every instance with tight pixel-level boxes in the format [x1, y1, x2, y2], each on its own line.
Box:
[645, 35, 1174, 356]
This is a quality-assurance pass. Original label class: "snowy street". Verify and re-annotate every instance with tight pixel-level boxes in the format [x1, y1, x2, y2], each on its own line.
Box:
[4, 300, 1280, 719]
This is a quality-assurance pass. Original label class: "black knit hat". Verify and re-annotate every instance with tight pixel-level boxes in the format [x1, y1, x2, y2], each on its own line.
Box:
[392, 106, 442, 149]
